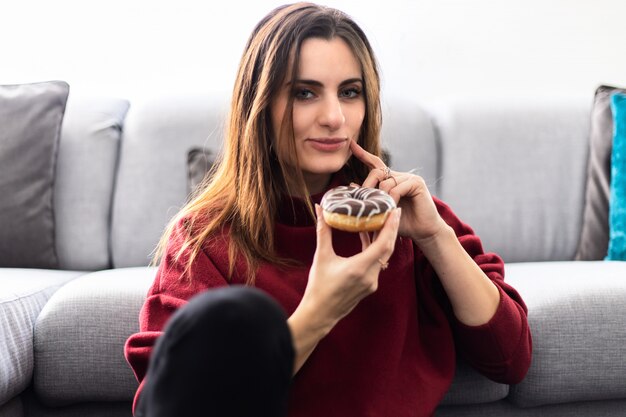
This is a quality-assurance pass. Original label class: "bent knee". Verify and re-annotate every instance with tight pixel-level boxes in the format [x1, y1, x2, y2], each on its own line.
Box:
[166, 286, 289, 344]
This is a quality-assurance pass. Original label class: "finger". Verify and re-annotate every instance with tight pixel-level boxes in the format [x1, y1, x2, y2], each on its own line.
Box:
[369, 211, 393, 244]
[356, 208, 401, 265]
[361, 167, 387, 188]
[374, 208, 401, 255]
[349, 139, 386, 170]
[378, 174, 404, 195]
[386, 175, 430, 205]
[314, 204, 335, 257]
[359, 231, 371, 251]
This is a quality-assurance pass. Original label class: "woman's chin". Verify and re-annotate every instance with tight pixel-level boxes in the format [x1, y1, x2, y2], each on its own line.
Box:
[316, 155, 351, 173]
[304, 163, 345, 177]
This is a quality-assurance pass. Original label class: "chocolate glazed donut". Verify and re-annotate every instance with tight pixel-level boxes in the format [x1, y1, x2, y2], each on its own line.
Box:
[320, 186, 397, 232]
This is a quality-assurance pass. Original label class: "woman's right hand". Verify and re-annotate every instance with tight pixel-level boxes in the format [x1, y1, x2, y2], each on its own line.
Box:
[287, 204, 401, 374]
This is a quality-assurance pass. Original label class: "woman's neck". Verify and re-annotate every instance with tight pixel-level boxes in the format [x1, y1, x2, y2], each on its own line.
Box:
[287, 172, 332, 199]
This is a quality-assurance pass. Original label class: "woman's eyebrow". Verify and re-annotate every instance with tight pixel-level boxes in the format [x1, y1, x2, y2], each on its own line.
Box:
[286, 78, 363, 87]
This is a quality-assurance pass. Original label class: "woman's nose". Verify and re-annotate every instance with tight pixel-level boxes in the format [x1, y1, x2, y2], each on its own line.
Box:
[318, 96, 345, 130]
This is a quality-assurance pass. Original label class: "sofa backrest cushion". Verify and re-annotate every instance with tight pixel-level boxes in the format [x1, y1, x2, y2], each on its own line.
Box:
[0, 81, 69, 269]
[55, 96, 130, 270]
[111, 96, 228, 267]
[111, 95, 438, 267]
[380, 97, 439, 191]
[429, 98, 591, 263]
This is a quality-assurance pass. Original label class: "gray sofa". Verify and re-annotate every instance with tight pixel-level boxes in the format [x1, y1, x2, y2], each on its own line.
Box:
[2, 93, 626, 417]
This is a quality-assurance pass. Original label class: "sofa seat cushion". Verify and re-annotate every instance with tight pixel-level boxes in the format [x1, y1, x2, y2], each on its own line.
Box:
[505, 261, 626, 407]
[437, 398, 626, 417]
[55, 96, 129, 270]
[22, 385, 132, 417]
[33, 267, 155, 406]
[439, 358, 508, 406]
[32, 265, 507, 409]
[24, 401, 132, 417]
[0, 394, 23, 417]
[0, 269, 82, 406]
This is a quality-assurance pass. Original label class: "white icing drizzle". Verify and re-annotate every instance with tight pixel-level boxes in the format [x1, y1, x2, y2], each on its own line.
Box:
[320, 186, 396, 220]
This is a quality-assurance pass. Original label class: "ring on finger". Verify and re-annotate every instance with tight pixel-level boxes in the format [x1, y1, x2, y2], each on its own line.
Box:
[377, 258, 389, 270]
[389, 176, 398, 187]
[382, 166, 391, 180]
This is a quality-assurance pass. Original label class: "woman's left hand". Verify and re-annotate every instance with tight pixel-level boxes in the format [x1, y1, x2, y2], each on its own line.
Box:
[350, 141, 503, 328]
[349, 140, 448, 244]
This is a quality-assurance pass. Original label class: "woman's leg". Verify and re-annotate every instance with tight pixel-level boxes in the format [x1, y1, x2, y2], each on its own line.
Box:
[136, 286, 294, 417]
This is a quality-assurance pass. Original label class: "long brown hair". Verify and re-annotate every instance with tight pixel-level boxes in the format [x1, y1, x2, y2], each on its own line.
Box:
[153, 2, 383, 283]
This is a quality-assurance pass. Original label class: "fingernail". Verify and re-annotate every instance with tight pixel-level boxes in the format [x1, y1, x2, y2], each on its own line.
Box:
[315, 203, 321, 216]
[396, 208, 402, 222]
[350, 182, 360, 187]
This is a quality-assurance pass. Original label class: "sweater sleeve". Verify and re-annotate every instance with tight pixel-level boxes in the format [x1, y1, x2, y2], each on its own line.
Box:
[124, 218, 229, 412]
[433, 198, 533, 385]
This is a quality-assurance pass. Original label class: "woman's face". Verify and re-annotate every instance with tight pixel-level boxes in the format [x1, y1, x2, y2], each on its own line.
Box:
[271, 37, 366, 195]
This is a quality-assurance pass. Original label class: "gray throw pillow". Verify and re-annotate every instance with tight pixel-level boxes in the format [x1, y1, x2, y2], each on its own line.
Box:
[0, 81, 70, 268]
[187, 147, 215, 196]
[576, 85, 626, 260]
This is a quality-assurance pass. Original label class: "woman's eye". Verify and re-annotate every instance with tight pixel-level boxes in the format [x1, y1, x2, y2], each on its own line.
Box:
[340, 87, 362, 99]
[295, 89, 314, 100]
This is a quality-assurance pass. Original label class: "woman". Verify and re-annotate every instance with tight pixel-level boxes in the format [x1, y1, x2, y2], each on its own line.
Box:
[125, 3, 532, 416]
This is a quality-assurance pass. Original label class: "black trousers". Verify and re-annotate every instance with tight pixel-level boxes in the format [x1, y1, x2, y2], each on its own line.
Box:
[136, 286, 295, 417]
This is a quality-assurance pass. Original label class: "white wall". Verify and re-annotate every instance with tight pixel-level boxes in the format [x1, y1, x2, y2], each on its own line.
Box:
[2, 0, 625, 102]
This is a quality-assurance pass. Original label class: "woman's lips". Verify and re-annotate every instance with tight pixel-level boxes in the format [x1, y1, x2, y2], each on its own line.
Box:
[306, 138, 347, 152]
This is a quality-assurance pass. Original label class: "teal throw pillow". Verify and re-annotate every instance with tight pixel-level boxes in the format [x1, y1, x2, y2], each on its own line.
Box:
[606, 93, 626, 260]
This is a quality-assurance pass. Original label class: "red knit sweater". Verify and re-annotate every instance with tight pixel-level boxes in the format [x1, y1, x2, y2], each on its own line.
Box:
[125, 190, 532, 417]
